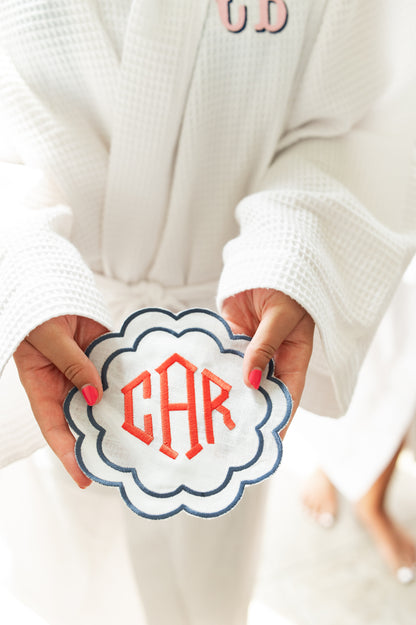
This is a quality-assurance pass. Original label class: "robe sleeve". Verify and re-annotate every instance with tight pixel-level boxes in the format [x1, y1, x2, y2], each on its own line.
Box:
[0, 161, 112, 376]
[217, 0, 416, 417]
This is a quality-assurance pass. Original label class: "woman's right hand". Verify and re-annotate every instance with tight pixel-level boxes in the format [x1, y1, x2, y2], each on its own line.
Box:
[13, 315, 108, 488]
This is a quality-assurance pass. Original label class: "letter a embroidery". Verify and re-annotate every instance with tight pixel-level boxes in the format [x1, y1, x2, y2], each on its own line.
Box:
[156, 353, 203, 460]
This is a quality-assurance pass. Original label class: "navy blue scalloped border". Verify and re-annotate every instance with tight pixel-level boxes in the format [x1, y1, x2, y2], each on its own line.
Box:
[64, 308, 292, 519]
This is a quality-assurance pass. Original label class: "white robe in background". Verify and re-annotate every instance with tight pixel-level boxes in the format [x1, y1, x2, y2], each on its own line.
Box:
[285, 5, 416, 502]
[0, 1, 415, 624]
[292, 274, 416, 502]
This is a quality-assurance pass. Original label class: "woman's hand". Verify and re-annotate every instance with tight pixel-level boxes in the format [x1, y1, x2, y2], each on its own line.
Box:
[13, 294, 312, 487]
[13, 315, 108, 488]
[222, 289, 314, 431]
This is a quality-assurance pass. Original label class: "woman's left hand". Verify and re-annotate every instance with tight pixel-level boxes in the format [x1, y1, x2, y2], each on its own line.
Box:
[222, 288, 314, 429]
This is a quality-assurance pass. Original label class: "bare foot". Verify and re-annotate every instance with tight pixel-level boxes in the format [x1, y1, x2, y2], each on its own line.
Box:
[302, 468, 338, 528]
[355, 501, 416, 583]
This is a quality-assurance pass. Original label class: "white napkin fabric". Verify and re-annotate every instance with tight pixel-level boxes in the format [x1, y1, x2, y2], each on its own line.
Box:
[64, 308, 291, 519]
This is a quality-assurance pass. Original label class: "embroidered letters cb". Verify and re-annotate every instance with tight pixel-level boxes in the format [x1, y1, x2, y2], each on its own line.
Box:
[216, 0, 288, 33]
[121, 353, 234, 460]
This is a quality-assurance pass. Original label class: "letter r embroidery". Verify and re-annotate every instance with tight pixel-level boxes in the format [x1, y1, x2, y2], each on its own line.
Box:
[202, 368, 235, 444]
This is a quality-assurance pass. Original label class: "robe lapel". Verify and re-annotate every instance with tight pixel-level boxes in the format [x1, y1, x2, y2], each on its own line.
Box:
[102, 0, 210, 284]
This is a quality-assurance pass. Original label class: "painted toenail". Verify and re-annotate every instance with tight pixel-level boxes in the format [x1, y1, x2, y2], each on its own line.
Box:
[397, 567, 415, 584]
[318, 513, 335, 529]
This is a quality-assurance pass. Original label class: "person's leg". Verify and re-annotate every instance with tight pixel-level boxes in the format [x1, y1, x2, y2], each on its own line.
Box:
[354, 439, 416, 582]
[303, 437, 416, 581]
[123, 482, 269, 625]
[0, 448, 148, 625]
[302, 467, 337, 528]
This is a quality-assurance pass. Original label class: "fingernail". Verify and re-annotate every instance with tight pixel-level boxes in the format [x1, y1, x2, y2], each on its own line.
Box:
[248, 369, 262, 390]
[81, 385, 98, 406]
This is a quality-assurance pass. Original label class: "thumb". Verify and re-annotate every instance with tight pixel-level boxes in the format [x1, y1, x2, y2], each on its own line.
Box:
[26, 321, 102, 405]
[243, 306, 300, 389]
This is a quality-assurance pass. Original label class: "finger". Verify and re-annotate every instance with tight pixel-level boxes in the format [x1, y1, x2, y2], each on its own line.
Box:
[274, 321, 314, 436]
[242, 305, 304, 388]
[27, 322, 102, 405]
[48, 424, 92, 489]
[29, 393, 92, 488]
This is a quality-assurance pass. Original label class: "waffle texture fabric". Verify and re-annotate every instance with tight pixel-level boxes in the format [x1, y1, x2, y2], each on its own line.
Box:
[0, 0, 415, 467]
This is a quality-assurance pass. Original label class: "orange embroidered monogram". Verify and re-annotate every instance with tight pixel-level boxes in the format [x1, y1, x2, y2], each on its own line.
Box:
[64, 309, 292, 519]
[121, 353, 233, 461]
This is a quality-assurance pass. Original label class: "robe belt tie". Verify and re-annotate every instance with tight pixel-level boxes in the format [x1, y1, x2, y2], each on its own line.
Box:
[94, 274, 218, 326]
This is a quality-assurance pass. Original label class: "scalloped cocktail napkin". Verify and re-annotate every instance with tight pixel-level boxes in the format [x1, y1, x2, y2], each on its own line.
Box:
[64, 309, 291, 519]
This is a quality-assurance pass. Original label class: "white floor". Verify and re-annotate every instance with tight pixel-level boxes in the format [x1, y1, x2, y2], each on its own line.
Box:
[249, 446, 416, 625]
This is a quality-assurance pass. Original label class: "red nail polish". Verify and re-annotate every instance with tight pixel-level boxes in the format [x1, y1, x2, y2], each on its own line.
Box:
[248, 369, 262, 390]
[82, 385, 98, 406]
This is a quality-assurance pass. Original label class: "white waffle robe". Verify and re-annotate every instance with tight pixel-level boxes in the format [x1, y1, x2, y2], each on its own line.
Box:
[0, 1, 415, 624]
